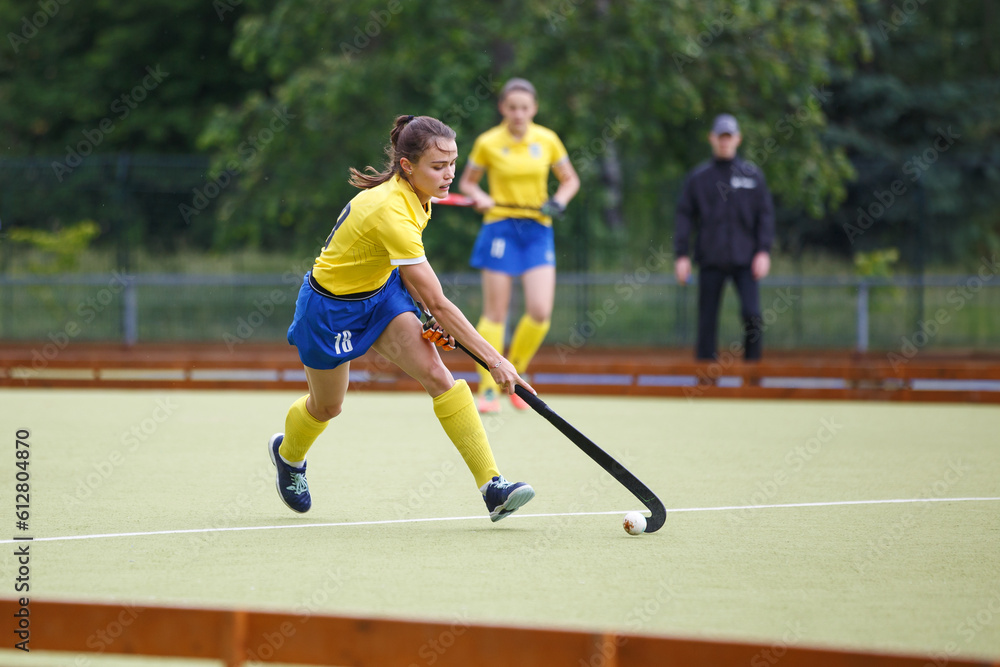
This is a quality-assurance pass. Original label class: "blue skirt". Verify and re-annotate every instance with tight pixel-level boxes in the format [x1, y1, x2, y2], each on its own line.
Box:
[469, 218, 555, 275]
[287, 269, 419, 370]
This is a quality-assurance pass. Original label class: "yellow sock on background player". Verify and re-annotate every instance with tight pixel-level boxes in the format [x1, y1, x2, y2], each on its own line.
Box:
[507, 314, 549, 373]
[475, 316, 505, 413]
[433, 379, 500, 488]
[506, 314, 549, 409]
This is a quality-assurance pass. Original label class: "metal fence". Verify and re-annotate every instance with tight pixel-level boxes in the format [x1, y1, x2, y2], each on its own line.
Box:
[2, 272, 999, 353]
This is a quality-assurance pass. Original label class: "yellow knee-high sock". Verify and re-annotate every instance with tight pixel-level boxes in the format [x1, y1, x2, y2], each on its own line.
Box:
[279, 395, 328, 464]
[507, 314, 550, 375]
[475, 317, 505, 393]
[433, 379, 500, 488]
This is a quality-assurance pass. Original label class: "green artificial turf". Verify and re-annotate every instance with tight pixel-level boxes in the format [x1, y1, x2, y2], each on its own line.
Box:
[0, 389, 998, 665]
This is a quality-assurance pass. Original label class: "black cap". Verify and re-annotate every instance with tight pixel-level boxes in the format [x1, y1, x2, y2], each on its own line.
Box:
[711, 114, 740, 135]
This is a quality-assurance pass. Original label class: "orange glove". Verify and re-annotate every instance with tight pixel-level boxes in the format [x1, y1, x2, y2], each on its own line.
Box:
[421, 317, 456, 351]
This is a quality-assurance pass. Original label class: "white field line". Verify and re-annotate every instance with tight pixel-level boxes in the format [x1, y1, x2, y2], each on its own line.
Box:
[4, 496, 998, 545]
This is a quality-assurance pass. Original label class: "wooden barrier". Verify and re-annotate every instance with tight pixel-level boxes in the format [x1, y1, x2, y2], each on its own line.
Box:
[2, 343, 1000, 403]
[1, 599, 996, 667]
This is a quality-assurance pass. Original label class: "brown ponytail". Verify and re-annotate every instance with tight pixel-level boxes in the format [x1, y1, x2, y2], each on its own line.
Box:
[349, 115, 457, 189]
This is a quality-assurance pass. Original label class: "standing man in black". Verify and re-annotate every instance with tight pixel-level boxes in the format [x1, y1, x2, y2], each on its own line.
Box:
[674, 114, 775, 361]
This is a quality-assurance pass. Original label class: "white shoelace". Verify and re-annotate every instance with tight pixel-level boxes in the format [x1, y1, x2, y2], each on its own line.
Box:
[287, 472, 309, 495]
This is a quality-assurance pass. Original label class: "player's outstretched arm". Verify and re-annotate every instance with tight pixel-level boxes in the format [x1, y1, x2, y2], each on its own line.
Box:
[399, 261, 534, 395]
[549, 157, 580, 210]
[457, 163, 494, 211]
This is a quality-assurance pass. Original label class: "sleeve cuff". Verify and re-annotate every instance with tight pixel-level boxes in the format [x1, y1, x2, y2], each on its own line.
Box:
[390, 256, 427, 266]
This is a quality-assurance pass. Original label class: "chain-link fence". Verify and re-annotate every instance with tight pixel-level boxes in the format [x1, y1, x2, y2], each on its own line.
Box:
[3, 272, 999, 353]
[3, 155, 998, 353]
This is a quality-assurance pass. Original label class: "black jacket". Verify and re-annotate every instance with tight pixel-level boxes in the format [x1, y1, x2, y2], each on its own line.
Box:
[673, 156, 775, 268]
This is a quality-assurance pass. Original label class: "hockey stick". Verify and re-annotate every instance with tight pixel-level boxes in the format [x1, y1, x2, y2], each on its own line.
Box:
[420, 312, 667, 533]
[431, 193, 541, 211]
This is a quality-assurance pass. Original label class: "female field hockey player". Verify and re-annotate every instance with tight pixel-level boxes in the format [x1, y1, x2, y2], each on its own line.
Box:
[270, 115, 536, 522]
[458, 78, 580, 414]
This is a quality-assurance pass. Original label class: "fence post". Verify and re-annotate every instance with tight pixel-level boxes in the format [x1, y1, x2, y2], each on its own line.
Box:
[123, 277, 138, 346]
[856, 280, 869, 353]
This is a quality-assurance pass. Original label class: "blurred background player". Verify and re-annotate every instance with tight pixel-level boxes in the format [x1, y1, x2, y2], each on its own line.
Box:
[674, 113, 775, 361]
[273, 115, 536, 523]
[458, 78, 580, 413]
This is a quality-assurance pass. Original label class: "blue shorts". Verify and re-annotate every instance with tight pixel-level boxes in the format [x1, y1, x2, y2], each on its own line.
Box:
[469, 218, 555, 275]
[287, 269, 419, 370]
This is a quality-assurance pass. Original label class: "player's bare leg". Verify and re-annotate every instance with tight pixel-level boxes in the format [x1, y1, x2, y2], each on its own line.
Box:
[507, 265, 554, 410]
[476, 269, 514, 413]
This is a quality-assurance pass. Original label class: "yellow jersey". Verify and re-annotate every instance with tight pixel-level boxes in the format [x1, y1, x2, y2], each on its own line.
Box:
[467, 121, 568, 226]
[311, 175, 429, 295]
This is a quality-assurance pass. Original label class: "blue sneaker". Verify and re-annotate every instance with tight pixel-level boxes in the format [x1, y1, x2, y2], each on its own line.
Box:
[480, 475, 535, 522]
[268, 433, 311, 513]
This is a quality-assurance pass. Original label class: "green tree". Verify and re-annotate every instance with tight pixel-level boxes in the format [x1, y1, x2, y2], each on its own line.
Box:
[822, 1, 1000, 267]
[200, 0, 867, 268]
[0, 0, 269, 258]
[0, 0, 265, 157]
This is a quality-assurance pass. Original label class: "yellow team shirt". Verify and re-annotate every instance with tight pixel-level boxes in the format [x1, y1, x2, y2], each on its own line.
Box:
[311, 175, 429, 294]
[467, 121, 568, 226]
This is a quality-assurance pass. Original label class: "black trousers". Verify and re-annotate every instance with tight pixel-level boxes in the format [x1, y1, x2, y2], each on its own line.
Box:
[696, 265, 763, 361]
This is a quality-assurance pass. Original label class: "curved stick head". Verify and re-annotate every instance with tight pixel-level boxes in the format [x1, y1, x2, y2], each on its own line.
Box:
[642, 501, 667, 533]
